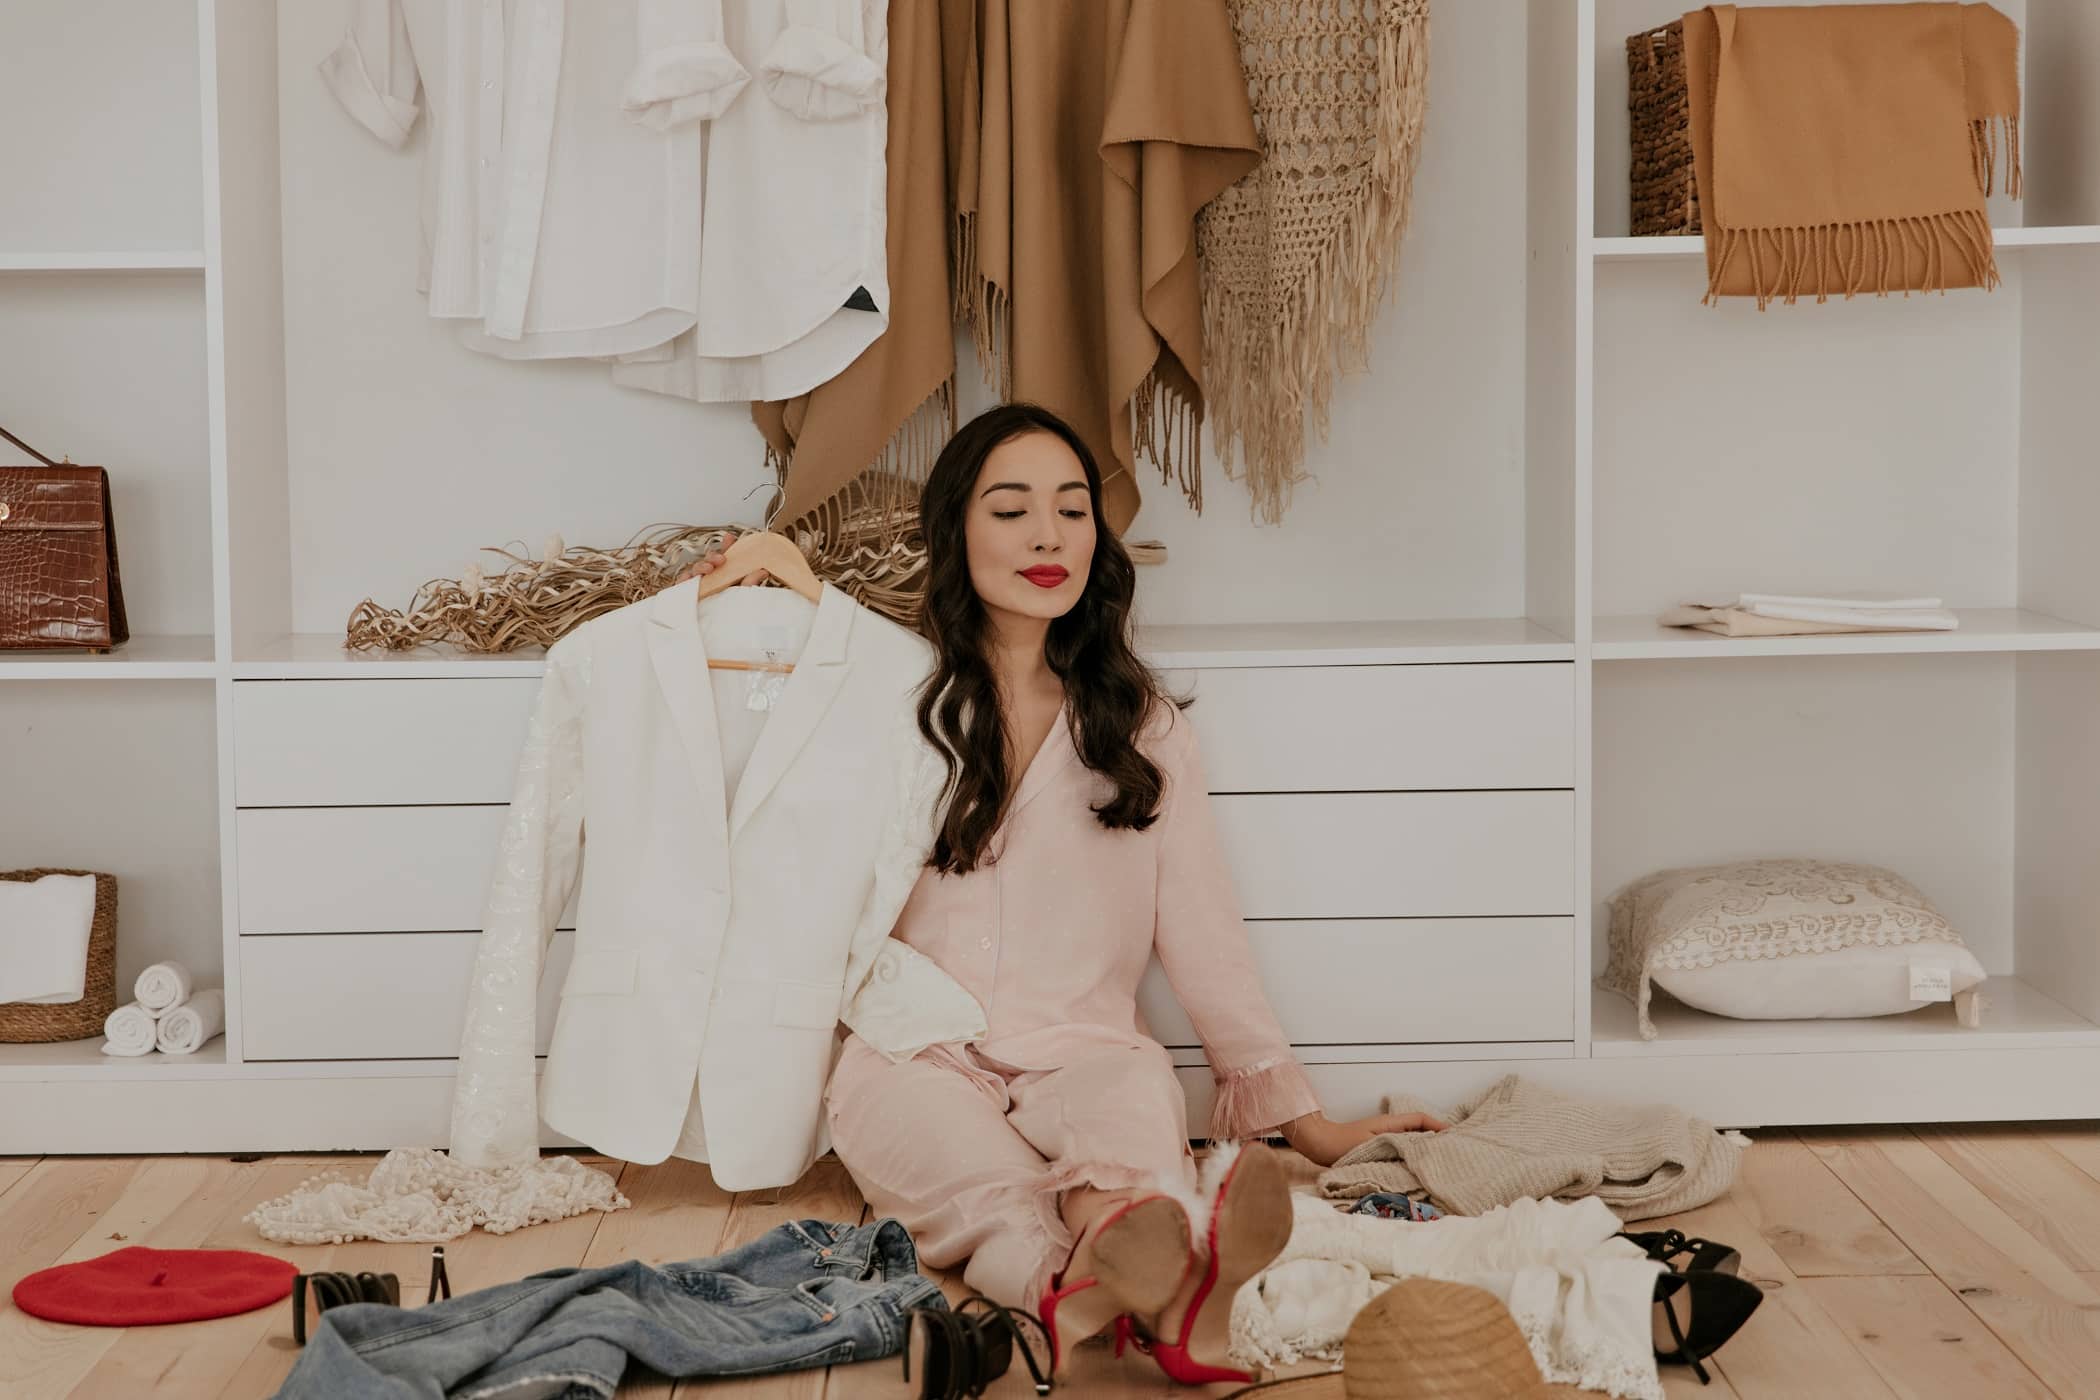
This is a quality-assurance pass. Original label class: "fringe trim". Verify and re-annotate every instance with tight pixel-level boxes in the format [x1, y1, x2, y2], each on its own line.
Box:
[1200, 1, 1429, 525]
[1132, 369, 1205, 513]
[1971, 114, 2022, 199]
[768, 379, 957, 625]
[1703, 208, 2000, 309]
[952, 210, 1012, 398]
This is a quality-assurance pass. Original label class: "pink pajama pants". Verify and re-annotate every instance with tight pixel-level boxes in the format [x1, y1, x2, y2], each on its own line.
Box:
[824, 1034, 1197, 1308]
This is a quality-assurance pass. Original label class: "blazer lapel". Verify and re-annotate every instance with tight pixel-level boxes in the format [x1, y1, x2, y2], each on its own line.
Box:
[728, 584, 856, 842]
[645, 579, 732, 850]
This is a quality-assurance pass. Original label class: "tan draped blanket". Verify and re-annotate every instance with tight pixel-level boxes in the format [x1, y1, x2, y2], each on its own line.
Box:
[952, 0, 1259, 531]
[1685, 2, 2021, 307]
[758, 0, 1257, 565]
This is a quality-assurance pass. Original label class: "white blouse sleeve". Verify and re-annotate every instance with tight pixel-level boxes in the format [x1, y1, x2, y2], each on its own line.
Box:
[319, 0, 423, 148]
[624, 0, 752, 129]
[760, 0, 886, 122]
[448, 640, 589, 1169]
[838, 710, 986, 1061]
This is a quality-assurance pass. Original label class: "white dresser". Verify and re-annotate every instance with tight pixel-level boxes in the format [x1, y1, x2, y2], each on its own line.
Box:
[221, 640, 1580, 1139]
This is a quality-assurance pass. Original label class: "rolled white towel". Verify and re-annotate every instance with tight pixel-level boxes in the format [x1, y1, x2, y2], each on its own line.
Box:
[101, 1002, 158, 1056]
[156, 989, 226, 1055]
[134, 961, 195, 1014]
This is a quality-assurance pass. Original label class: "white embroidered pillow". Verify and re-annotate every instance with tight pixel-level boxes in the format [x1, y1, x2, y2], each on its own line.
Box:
[1600, 858, 1987, 1039]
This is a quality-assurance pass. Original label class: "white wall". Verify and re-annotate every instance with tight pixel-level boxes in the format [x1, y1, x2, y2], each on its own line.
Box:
[1592, 260, 2023, 619]
[0, 0, 201, 252]
[275, 0, 1532, 634]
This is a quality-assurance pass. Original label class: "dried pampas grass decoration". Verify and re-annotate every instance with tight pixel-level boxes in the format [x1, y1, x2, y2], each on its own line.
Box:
[344, 523, 735, 653]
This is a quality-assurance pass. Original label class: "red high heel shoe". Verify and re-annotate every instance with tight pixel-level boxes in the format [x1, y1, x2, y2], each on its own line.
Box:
[1133, 1143, 1293, 1386]
[1038, 1194, 1194, 1380]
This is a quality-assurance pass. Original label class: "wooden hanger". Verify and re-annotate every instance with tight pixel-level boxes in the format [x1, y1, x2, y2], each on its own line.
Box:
[697, 530, 823, 673]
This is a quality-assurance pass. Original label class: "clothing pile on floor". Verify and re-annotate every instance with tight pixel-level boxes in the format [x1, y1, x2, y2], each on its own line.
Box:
[100, 960, 227, 1056]
[1227, 1076, 1747, 1400]
[1661, 590, 1959, 638]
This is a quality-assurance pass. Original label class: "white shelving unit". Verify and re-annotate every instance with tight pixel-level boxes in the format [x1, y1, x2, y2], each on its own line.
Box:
[2, 0, 2097, 1152]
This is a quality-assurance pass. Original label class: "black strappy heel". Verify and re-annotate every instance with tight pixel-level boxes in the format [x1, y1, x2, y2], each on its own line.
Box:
[292, 1245, 451, 1346]
[903, 1295, 1055, 1398]
[1621, 1227, 1743, 1276]
[1649, 1264, 1763, 1384]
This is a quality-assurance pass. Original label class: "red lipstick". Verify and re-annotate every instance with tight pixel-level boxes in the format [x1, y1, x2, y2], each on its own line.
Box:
[1020, 565, 1070, 589]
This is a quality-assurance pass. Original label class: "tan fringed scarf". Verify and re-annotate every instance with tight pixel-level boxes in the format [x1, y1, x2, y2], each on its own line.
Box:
[751, 0, 957, 614]
[952, 0, 1260, 531]
[1685, 3, 2020, 307]
[1198, 0, 1431, 525]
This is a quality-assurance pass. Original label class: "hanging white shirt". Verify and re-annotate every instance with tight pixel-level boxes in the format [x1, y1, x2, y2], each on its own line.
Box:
[613, 0, 891, 403]
[321, 0, 705, 360]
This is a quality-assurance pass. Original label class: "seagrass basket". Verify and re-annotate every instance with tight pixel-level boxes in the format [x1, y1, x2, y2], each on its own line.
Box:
[0, 869, 117, 1042]
[1628, 20, 1701, 235]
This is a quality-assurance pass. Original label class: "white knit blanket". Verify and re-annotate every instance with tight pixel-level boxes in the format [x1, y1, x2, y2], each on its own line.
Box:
[247, 1148, 629, 1244]
[1230, 1194, 1664, 1400]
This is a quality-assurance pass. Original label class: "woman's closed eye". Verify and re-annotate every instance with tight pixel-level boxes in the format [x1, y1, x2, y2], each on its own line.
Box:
[993, 509, 1028, 520]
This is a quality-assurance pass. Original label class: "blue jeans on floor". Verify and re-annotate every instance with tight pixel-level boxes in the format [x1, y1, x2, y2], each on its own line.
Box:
[273, 1217, 943, 1400]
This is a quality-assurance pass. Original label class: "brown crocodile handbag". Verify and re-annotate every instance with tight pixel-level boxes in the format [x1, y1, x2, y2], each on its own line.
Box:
[0, 423, 129, 651]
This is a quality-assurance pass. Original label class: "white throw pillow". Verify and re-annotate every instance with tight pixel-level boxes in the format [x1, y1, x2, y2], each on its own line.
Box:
[1600, 859, 1988, 1039]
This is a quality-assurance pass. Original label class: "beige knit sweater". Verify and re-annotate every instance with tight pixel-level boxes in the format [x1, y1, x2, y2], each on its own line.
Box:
[1317, 1076, 1744, 1221]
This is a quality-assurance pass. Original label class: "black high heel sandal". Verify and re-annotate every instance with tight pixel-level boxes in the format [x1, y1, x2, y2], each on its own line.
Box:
[291, 1245, 451, 1346]
[903, 1295, 1055, 1399]
[1621, 1227, 1743, 1277]
[1651, 1266, 1764, 1385]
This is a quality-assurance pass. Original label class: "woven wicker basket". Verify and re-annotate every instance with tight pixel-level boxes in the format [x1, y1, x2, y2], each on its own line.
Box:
[1628, 20, 1700, 235]
[0, 869, 118, 1043]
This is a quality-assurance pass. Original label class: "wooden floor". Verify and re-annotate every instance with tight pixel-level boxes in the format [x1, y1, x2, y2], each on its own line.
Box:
[5, 1125, 2100, 1398]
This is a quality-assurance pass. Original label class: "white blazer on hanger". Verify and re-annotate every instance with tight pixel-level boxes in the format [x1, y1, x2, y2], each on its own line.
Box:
[448, 579, 986, 1184]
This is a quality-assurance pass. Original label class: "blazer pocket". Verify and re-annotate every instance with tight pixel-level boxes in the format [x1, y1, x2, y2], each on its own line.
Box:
[561, 947, 639, 998]
[771, 978, 846, 1030]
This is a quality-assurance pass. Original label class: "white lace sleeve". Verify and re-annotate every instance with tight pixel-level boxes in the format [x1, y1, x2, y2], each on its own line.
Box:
[448, 642, 588, 1169]
[838, 710, 985, 1061]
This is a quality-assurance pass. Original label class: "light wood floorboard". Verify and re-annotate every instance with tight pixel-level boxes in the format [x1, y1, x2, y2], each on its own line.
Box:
[4, 1125, 2099, 1398]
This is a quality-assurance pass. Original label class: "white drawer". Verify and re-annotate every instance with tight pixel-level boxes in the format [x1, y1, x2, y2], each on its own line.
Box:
[1213, 791, 1574, 918]
[1170, 663, 1573, 792]
[236, 806, 576, 933]
[234, 678, 539, 806]
[1138, 918, 1573, 1046]
[240, 932, 572, 1060]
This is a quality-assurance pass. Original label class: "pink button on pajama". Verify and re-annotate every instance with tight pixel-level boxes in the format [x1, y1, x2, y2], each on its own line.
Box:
[825, 708, 1320, 1308]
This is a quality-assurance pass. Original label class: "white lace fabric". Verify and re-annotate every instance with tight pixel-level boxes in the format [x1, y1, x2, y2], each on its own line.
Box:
[247, 1148, 629, 1244]
[1229, 1193, 1664, 1400]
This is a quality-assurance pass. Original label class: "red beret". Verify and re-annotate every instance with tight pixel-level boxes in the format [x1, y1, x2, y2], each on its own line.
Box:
[12, 1245, 297, 1326]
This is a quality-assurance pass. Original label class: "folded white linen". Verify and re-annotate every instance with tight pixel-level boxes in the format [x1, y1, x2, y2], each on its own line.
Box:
[1746, 603, 1959, 630]
[156, 989, 226, 1055]
[134, 961, 196, 1014]
[0, 873, 97, 1004]
[101, 1002, 158, 1056]
[1660, 606, 1878, 637]
[1737, 590, 1943, 611]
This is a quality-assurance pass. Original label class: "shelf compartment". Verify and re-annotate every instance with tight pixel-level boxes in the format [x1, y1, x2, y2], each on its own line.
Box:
[0, 1040, 227, 1081]
[0, 635, 217, 679]
[1592, 227, 2100, 260]
[1591, 977, 2100, 1056]
[1593, 609, 2100, 660]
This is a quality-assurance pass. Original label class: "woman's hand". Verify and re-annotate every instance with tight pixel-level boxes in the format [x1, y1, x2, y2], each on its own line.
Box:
[674, 531, 770, 587]
[1282, 1110, 1451, 1168]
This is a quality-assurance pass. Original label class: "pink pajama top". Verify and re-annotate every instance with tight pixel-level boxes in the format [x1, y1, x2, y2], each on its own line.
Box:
[894, 705, 1322, 1141]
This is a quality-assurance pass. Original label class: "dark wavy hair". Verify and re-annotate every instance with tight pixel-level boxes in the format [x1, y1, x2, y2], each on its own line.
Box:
[915, 403, 1180, 875]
